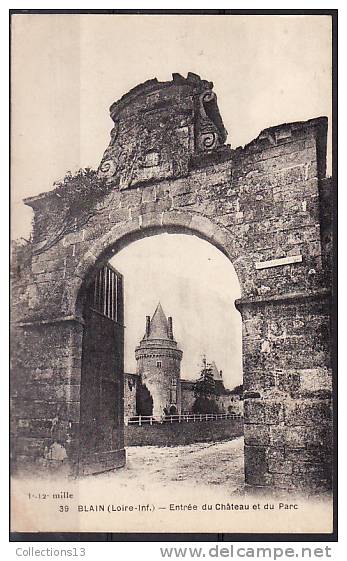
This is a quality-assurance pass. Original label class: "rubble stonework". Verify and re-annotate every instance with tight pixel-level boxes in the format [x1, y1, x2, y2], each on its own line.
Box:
[11, 73, 333, 493]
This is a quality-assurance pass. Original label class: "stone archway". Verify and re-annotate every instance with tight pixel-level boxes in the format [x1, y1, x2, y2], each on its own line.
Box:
[11, 73, 333, 493]
[71, 213, 245, 476]
[73, 212, 247, 318]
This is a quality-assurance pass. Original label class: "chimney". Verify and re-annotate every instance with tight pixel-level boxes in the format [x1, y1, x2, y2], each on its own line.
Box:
[145, 316, 150, 338]
[168, 317, 173, 339]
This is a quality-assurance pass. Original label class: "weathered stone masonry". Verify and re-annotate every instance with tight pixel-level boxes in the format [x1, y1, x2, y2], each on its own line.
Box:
[11, 72, 333, 492]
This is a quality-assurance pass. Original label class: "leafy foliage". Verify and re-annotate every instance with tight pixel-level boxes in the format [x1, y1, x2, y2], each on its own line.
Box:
[53, 167, 110, 218]
[32, 167, 112, 255]
[136, 382, 154, 416]
[11, 238, 32, 276]
[192, 396, 219, 414]
[230, 384, 243, 396]
[193, 362, 216, 399]
[192, 359, 219, 414]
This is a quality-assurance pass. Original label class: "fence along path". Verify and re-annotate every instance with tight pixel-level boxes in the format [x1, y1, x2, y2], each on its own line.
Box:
[125, 413, 243, 426]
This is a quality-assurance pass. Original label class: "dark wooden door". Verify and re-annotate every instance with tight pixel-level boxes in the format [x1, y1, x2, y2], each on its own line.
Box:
[79, 264, 125, 475]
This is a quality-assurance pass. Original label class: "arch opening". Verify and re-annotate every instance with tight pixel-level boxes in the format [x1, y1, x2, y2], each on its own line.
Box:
[74, 214, 246, 320]
[77, 227, 244, 484]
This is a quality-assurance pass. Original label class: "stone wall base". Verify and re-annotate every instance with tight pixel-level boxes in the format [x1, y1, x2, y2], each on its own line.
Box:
[78, 448, 126, 476]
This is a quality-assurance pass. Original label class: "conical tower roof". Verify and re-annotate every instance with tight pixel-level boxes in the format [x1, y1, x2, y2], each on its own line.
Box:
[211, 361, 223, 381]
[147, 302, 169, 339]
[136, 302, 182, 359]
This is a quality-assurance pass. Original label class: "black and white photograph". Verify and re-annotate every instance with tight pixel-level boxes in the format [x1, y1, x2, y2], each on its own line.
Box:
[10, 11, 336, 537]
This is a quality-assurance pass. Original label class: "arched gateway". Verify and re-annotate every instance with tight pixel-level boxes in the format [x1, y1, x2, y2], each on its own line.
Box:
[11, 72, 333, 493]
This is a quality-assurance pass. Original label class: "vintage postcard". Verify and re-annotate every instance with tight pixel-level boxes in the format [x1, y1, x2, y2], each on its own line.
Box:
[10, 12, 336, 536]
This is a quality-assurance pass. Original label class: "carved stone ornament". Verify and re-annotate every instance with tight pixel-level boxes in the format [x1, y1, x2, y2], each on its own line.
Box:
[195, 89, 227, 152]
[98, 159, 117, 178]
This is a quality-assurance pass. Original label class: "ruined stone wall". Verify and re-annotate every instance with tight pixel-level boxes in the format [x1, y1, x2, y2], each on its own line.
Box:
[217, 396, 243, 415]
[180, 381, 196, 413]
[10, 314, 83, 474]
[125, 418, 244, 447]
[241, 294, 332, 493]
[180, 382, 243, 415]
[11, 74, 333, 491]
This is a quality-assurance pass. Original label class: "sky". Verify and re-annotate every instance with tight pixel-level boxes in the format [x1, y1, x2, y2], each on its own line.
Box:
[10, 14, 332, 387]
[11, 14, 332, 240]
[110, 233, 242, 387]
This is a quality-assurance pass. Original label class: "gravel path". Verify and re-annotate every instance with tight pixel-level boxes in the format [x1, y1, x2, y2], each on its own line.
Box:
[101, 436, 245, 496]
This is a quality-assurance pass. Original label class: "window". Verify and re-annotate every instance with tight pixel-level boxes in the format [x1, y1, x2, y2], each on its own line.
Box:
[156, 361, 162, 368]
[170, 380, 177, 403]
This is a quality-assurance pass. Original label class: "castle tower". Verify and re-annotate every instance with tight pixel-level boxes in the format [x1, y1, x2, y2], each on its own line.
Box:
[135, 303, 183, 417]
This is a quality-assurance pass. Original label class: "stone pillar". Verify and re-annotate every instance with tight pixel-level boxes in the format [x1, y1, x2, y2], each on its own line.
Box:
[11, 318, 84, 476]
[237, 290, 332, 495]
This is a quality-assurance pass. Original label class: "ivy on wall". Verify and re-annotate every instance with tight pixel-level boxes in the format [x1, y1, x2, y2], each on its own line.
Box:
[33, 168, 112, 255]
[52, 168, 110, 217]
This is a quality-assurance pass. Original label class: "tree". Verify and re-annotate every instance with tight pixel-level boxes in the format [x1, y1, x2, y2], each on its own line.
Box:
[230, 384, 244, 398]
[192, 396, 219, 414]
[192, 358, 219, 414]
[193, 358, 216, 398]
[136, 382, 153, 416]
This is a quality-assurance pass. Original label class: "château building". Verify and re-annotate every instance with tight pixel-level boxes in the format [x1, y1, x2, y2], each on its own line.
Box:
[134, 303, 183, 417]
[124, 304, 242, 420]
